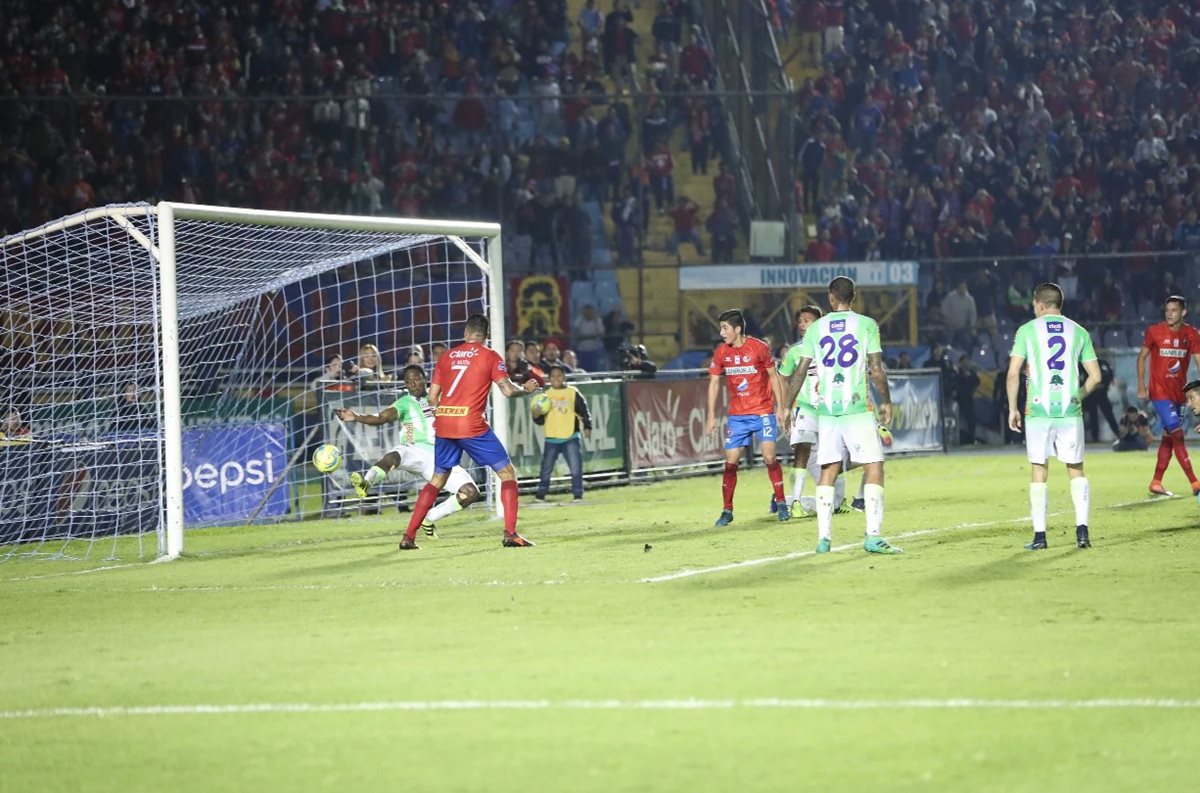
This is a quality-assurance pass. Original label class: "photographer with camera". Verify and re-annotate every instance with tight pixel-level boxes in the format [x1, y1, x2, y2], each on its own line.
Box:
[621, 344, 658, 378]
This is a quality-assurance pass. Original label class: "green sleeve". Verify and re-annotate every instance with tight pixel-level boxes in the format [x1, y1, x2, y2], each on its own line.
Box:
[778, 343, 803, 377]
[1010, 324, 1029, 360]
[796, 332, 815, 362]
[864, 318, 882, 355]
[1078, 329, 1097, 363]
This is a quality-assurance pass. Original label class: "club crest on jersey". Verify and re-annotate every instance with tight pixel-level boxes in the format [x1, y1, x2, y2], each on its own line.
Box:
[1046, 321, 1064, 333]
[830, 319, 846, 332]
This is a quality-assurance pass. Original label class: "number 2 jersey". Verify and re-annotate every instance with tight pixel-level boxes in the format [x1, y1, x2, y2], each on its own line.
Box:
[1142, 321, 1200, 404]
[708, 336, 778, 416]
[1010, 313, 1096, 418]
[794, 311, 881, 416]
[431, 341, 508, 438]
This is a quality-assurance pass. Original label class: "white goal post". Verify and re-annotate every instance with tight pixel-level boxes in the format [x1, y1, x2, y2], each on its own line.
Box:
[0, 203, 506, 561]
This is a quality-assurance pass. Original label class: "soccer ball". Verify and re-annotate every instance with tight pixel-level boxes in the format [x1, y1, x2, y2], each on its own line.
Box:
[312, 443, 343, 473]
[878, 426, 894, 448]
[531, 392, 551, 416]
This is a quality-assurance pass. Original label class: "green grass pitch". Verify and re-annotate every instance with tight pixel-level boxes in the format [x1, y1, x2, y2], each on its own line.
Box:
[2, 450, 1199, 792]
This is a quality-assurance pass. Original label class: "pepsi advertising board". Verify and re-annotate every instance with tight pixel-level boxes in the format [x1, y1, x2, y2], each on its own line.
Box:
[182, 424, 290, 526]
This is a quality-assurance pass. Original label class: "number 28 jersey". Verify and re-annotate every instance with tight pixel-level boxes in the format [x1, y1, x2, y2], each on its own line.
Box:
[795, 311, 881, 416]
[1010, 313, 1096, 419]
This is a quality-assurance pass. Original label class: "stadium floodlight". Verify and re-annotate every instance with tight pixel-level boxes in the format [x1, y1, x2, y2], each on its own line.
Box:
[0, 203, 506, 561]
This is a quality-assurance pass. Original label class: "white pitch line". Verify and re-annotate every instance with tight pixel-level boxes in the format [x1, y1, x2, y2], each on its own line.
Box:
[643, 497, 1176, 584]
[2, 697, 1198, 720]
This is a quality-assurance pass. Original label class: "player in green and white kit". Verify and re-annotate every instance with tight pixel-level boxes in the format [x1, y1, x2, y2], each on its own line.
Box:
[336, 365, 478, 537]
[782, 276, 901, 554]
[1006, 282, 1101, 550]
[778, 305, 852, 515]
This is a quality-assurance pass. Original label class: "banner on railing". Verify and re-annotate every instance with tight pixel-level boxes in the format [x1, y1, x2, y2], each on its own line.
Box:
[679, 261, 919, 290]
[879, 371, 944, 453]
[507, 381, 627, 476]
[625, 379, 729, 469]
[182, 424, 290, 526]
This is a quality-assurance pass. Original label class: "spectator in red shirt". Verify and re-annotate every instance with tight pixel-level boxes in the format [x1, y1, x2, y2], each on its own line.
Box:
[667, 196, 706, 257]
[806, 229, 835, 262]
[646, 142, 675, 212]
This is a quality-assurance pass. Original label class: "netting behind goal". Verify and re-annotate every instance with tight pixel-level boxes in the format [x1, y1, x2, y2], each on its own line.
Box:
[1, 203, 498, 561]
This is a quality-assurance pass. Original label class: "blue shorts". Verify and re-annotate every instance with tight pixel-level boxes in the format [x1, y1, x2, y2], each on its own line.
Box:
[434, 430, 512, 474]
[725, 413, 779, 449]
[1152, 400, 1184, 433]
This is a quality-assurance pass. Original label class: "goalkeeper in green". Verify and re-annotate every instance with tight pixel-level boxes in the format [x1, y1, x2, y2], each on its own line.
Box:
[336, 365, 478, 538]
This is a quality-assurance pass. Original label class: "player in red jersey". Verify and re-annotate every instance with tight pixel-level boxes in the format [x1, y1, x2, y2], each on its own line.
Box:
[399, 314, 539, 549]
[704, 308, 790, 526]
[1136, 295, 1200, 496]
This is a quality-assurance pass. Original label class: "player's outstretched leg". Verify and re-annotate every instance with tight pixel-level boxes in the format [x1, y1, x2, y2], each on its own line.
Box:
[400, 483, 441, 551]
[350, 471, 370, 499]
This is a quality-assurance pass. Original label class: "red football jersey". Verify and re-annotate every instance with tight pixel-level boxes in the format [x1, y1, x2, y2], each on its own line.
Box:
[432, 341, 508, 438]
[708, 336, 778, 416]
[1143, 321, 1200, 402]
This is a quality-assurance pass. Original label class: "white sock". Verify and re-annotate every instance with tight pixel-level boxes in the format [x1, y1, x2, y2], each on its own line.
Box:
[1070, 477, 1089, 527]
[855, 476, 866, 500]
[426, 493, 465, 524]
[365, 465, 387, 485]
[815, 485, 835, 540]
[864, 483, 884, 535]
[833, 474, 846, 507]
[792, 467, 807, 502]
[1029, 482, 1048, 534]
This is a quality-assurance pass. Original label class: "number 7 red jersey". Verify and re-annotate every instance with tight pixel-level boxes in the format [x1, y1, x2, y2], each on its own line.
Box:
[1143, 321, 1200, 403]
[432, 341, 508, 438]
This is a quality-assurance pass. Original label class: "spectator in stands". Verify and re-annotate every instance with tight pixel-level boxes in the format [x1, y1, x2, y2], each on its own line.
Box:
[895, 351, 913, 370]
[955, 354, 981, 446]
[111, 381, 153, 434]
[666, 197, 705, 258]
[541, 339, 573, 374]
[1007, 273, 1033, 322]
[349, 344, 392, 383]
[525, 341, 545, 372]
[506, 341, 546, 388]
[563, 349, 585, 372]
[806, 229, 835, 262]
[0, 407, 30, 445]
[707, 197, 737, 263]
[1098, 272, 1125, 325]
[940, 279, 977, 350]
[647, 142, 675, 212]
[572, 304, 607, 372]
[430, 343, 448, 367]
[970, 267, 1001, 348]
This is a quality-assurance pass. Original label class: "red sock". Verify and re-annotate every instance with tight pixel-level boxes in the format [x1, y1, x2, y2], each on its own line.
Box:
[501, 479, 519, 534]
[1154, 434, 1172, 481]
[1170, 430, 1197, 483]
[722, 462, 738, 510]
[766, 461, 785, 502]
[405, 484, 441, 540]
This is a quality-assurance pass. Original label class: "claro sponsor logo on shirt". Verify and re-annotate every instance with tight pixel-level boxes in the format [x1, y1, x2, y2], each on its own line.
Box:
[436, 406, 469, 416]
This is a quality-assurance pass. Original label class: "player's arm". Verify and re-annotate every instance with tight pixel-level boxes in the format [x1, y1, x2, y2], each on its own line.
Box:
[1080, 358, 1102, 400]
[867, 351, 892, 425]
[1006, 353, 1026, 431]
[335, 406, 398, 425]
[426, 383, 442, 408]
[781, 357, 811, 422]
[496, 377, 538, 397]
[1135, 344, 1151, 400]
[705, 373, 722, 435]
[767, 365, 787, 424]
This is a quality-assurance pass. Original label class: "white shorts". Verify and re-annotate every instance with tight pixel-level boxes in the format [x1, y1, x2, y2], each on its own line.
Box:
[394, 444, 475, 494]
[1024, 416, 1085, 466]
[816, 412, 884, 467]
[790, 407, 818, 445]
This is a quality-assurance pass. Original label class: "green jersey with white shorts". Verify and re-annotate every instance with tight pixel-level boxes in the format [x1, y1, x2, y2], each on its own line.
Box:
[794, 311, 882, 416]
[1010, 314, 1096, 419]
[779, 341, 818, 410]
[393, 394, 435, 451]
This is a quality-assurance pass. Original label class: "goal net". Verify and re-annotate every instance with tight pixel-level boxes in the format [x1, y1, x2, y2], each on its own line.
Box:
[0, 203, 504, 561]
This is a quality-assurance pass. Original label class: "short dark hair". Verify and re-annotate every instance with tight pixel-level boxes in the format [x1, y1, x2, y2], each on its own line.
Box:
[431, 342, 448, 352]
[1185, 379, 1200, 395]
[717, 309, 745, 331]
[547, 364, 566, 375]
[465, 314, 489, 337]
[798, 305, 823, 321]
[829, 276, 856, 303]
[1033, 282, 1064, 309]
[1167, 295, 1188, 311]
[402, 364, 426, 379]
